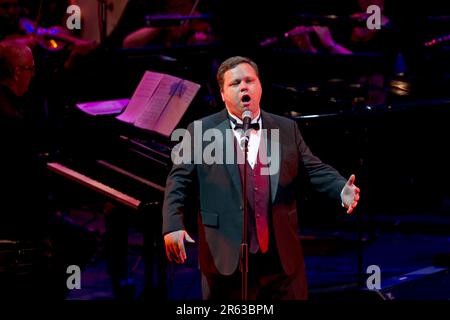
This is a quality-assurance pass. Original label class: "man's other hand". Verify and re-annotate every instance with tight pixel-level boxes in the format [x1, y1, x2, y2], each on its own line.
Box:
[164, 230, 195, 264]
[341, 174, 360, 214]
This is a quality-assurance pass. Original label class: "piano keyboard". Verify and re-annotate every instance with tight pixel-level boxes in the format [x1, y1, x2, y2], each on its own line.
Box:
[47, 162, 141, 210]
[96, 160, 165, 192]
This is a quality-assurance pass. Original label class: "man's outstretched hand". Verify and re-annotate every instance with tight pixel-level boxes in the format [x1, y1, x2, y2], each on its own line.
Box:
[164, 230, 195, 264]
[341, 174, 360, 214]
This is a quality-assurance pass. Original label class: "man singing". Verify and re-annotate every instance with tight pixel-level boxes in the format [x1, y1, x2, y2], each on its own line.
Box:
[163, 56, 360, 300]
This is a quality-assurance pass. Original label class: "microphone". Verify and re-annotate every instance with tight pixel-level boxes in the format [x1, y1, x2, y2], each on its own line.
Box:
[242, 108, 252, 132]
[240, 108, 252, 148]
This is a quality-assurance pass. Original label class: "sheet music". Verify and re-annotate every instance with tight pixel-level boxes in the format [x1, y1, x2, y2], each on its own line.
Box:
[116, 71, 163, 123]
[153, 80, 201, 137]
[134, 74, 181, 131]
[75, 99, 129, 116]
[114, 69, 201, 137]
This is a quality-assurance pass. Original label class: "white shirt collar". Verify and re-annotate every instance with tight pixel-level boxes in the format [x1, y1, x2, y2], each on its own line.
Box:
[227, 110, 261, 125]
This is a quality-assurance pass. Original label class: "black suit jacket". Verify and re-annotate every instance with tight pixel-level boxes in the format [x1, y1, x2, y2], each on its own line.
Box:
[163, 109, 346, 278]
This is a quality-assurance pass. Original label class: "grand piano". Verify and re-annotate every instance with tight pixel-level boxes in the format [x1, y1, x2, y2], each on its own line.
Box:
[45, 52, 217, 299]
[46, 112, 170, 300]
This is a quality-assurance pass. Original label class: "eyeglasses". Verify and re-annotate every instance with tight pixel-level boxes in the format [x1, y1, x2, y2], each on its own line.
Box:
[15, 65, 36, 74]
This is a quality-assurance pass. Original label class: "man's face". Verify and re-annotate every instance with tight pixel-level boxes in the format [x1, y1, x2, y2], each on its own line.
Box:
[220, 63, 262, 119]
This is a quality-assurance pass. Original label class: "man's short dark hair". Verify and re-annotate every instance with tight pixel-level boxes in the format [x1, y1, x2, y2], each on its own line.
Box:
[216, 56, 259, 91]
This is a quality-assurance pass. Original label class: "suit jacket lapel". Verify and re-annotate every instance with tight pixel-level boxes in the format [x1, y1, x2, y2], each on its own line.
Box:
[261, 111, 281, 203]
[215, 109, 243, 199]
[214, 109, 282, 203]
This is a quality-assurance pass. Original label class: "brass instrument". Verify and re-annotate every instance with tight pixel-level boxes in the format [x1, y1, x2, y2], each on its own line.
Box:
[20, 17, 92, 52]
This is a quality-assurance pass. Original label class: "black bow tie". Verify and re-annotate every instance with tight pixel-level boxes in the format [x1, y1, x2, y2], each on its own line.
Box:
[230, 117, 260, 131]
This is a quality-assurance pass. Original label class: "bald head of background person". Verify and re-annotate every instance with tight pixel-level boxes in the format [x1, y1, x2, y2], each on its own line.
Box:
[0, 41, 35, 97]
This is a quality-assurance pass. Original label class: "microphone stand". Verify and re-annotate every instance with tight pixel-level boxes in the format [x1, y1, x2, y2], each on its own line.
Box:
[240, 132, 249, 300]
[98, 0, 108, 43]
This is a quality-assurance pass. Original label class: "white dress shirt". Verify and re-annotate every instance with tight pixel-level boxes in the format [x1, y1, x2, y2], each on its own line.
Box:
[228, 111, 262, 169]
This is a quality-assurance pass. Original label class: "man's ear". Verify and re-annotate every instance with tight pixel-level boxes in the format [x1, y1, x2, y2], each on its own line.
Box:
[220, 91, 225, 102]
